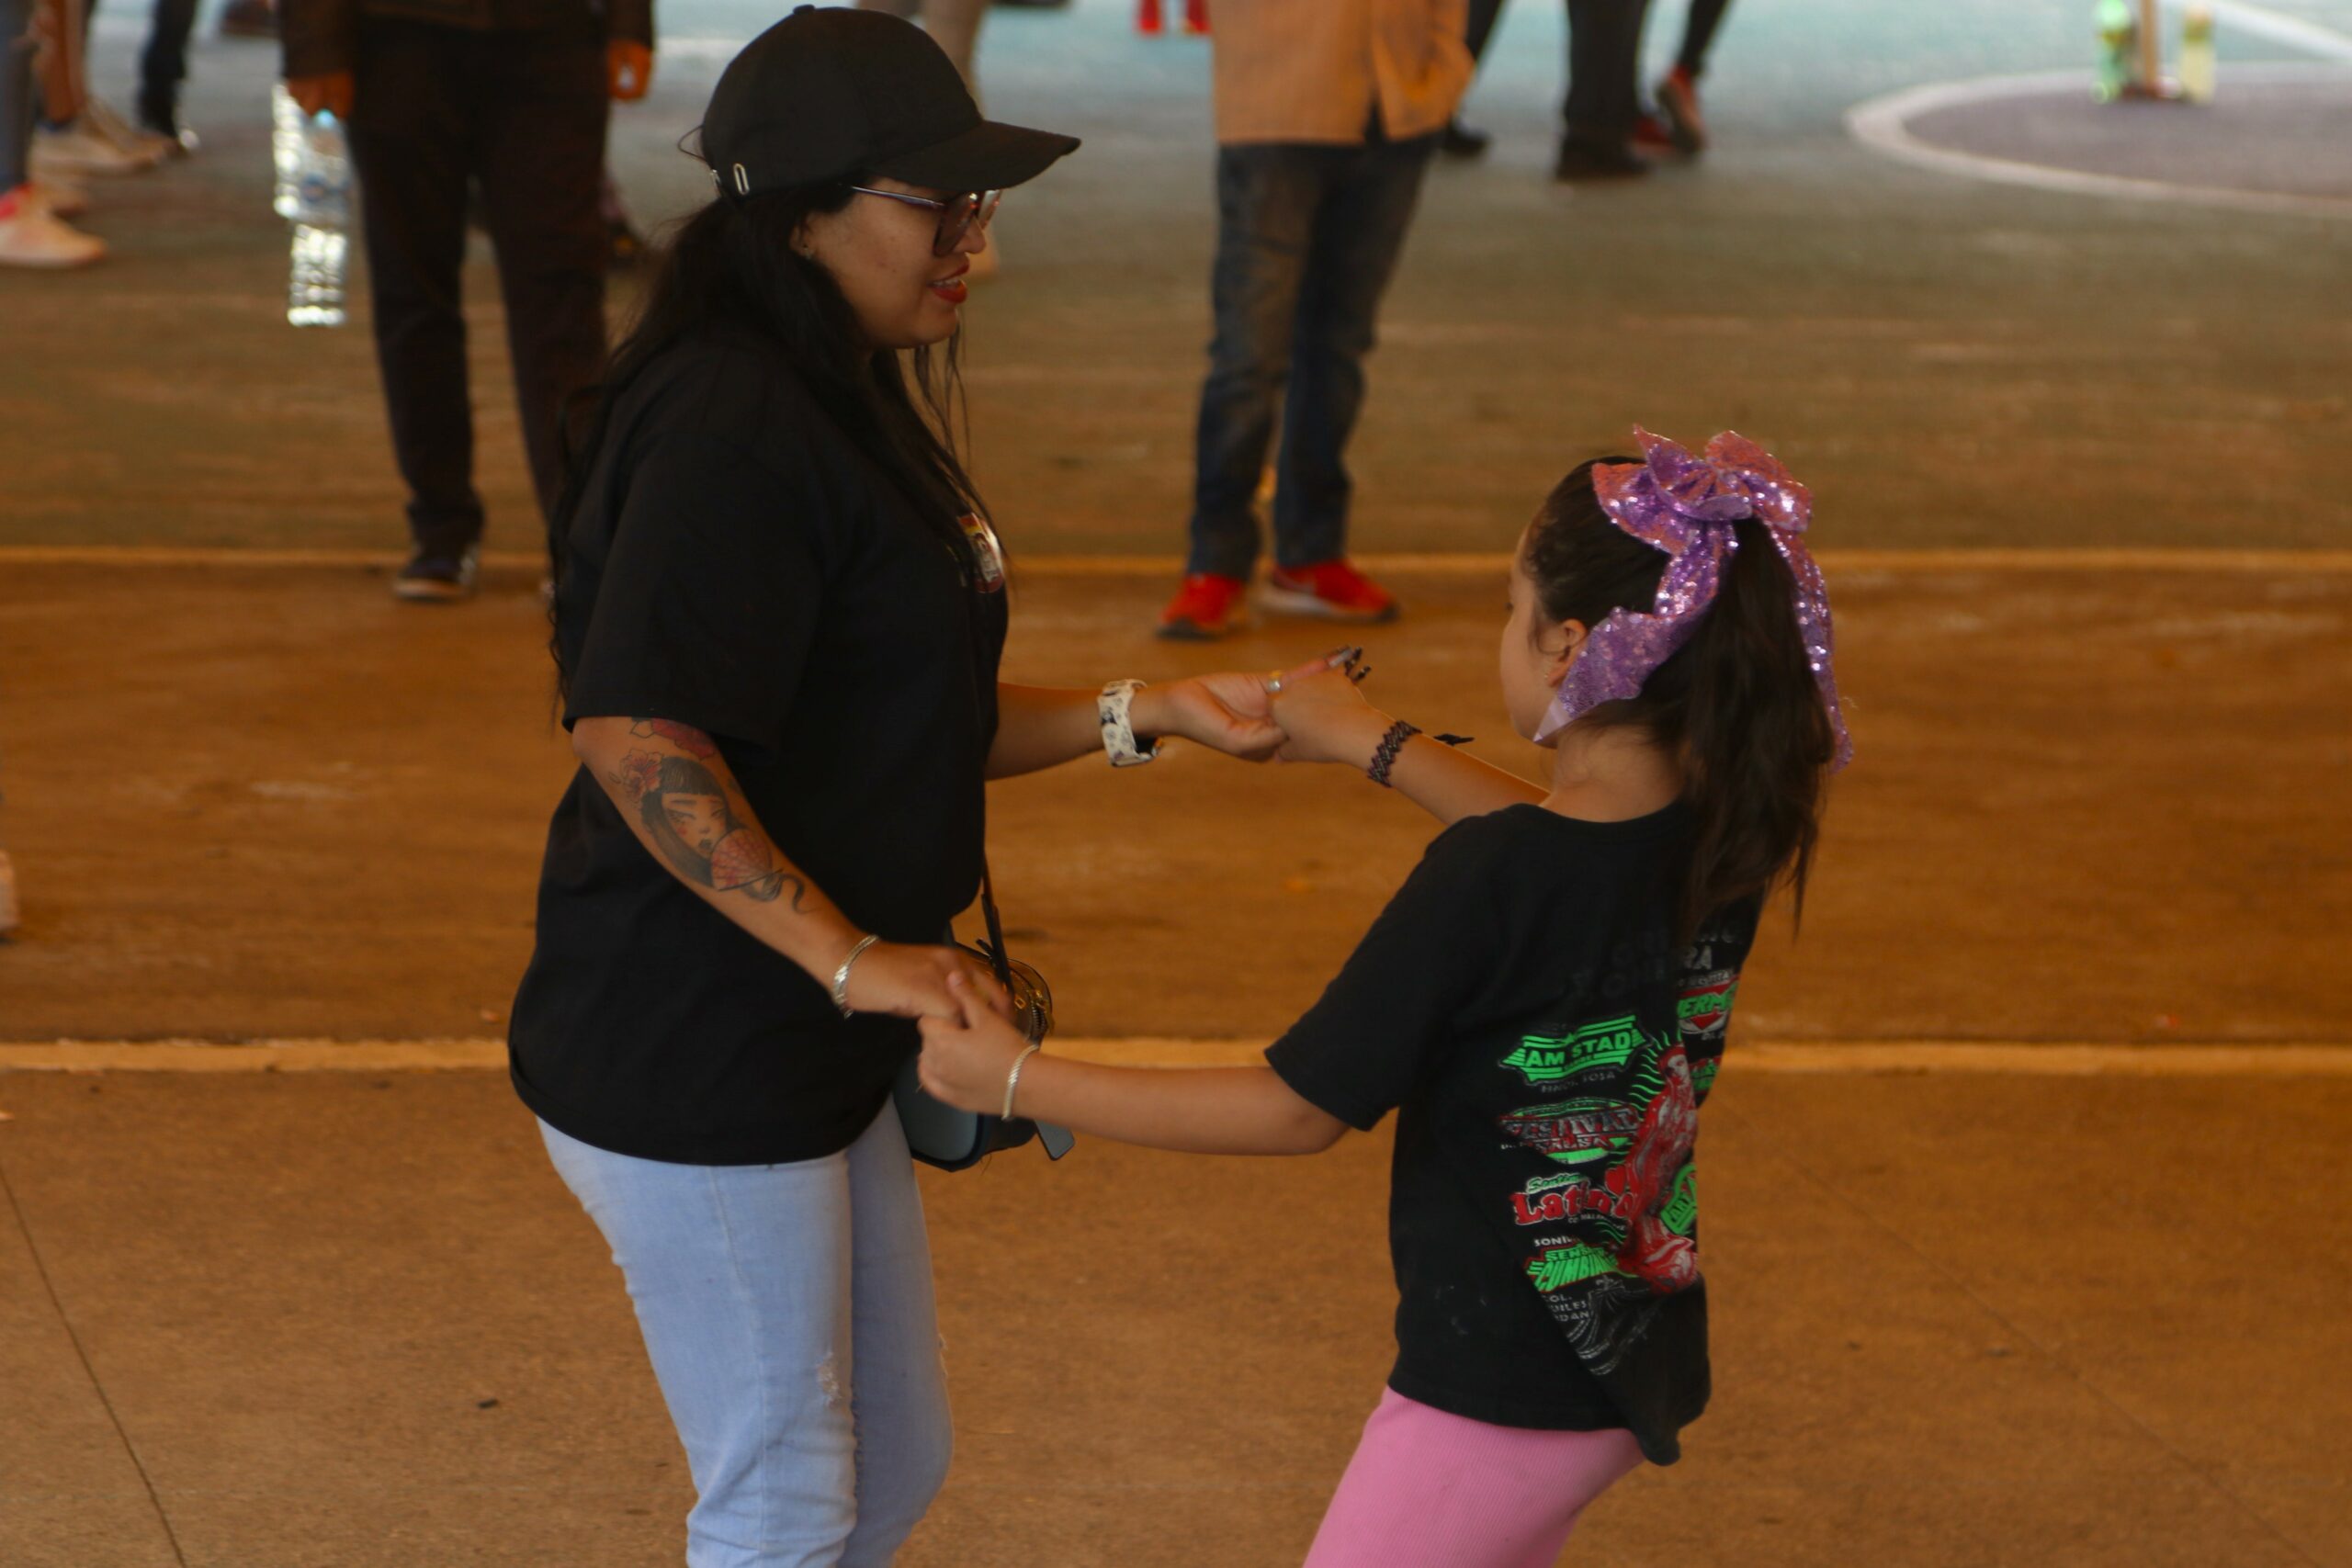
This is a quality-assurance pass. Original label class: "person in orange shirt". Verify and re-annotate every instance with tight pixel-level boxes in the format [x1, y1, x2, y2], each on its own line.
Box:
[1158, 0, 1472, 640]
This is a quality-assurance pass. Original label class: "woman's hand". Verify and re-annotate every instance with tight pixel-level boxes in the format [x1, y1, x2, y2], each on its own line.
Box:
[1270, 665, 1394, 768]
[916, 973, 1035, 1113]
[1130, 673, 1284, 761]
[1132, 657, 1339, 762]
[842, 942, 1012, 1022]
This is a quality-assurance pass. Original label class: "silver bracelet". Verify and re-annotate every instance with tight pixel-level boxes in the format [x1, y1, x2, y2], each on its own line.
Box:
[1097, 679, 1159, 768]
[1002, 1042, 1043, 1120]
[831, 934, 879, 1018]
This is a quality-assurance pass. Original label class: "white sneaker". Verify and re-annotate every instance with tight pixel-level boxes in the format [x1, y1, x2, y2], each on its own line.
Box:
[32, 121, 164, 178]
[30, 176, 91, 219]
[84, 98, 182, 164]
[0, 196, 107, 268]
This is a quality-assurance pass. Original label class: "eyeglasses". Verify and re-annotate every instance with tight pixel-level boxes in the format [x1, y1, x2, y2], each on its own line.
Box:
[846, 186, 1002, 257]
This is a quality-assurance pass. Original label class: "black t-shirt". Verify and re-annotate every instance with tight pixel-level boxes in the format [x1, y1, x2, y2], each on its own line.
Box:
[508, 331, 1006, 1166]
[1265, 804, 1758, 1465]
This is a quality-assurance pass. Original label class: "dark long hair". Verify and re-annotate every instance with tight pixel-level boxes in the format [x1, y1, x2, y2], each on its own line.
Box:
[1523, 458, 1836, 940]
[548, 177, 983, 699]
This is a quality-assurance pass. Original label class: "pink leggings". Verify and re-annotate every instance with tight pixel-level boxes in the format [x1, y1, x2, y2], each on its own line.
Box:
[1302, 1390, 1645, 1568]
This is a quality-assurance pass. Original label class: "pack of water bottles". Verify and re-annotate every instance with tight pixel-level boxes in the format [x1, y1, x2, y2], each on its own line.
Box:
[270, 85, 351, 328]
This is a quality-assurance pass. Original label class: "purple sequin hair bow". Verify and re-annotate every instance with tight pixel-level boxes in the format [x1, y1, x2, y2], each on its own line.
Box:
[1536, 427, 1853, 770]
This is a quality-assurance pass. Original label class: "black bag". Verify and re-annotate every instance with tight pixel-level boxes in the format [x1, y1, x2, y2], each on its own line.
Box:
[893, 862, 1075, 1170]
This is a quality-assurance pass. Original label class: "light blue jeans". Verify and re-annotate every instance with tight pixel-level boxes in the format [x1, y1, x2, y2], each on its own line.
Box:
[539, 1105, 954, 1567]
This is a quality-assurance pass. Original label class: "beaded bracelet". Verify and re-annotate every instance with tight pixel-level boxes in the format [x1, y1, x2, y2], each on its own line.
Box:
[1367, 721, 1421, 788]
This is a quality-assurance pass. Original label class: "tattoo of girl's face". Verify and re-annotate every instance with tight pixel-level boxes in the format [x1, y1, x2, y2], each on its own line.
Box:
[662, 792, 729, 858]
[609, 744, 807, 908]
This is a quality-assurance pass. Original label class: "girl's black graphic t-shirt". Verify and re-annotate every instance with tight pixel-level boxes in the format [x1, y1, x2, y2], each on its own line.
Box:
[509, 333, 1006, 1167]
[1265, 804, 1757, 1465]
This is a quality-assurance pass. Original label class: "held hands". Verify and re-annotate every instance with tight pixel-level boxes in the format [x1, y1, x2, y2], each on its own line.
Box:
[1132, 657, 1343, 763]
[916, 972, 1033, 1114]
[840, 941, 1012, 1023]
[1269, 655, 1394, 767]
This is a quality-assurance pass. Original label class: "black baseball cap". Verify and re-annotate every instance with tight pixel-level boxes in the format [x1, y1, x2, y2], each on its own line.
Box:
[700, 6, 1080, 199]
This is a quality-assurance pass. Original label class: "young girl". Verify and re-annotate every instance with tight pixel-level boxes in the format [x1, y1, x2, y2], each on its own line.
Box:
[919, 427, 1851, 1565]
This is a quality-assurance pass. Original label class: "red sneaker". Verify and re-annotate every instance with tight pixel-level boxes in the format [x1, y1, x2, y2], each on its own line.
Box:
[1656, 66, 1707, 155]
[1261, 559, 1399, 624]
[1631, 114, 1677, 156]
[1158, 572, 1250, 640]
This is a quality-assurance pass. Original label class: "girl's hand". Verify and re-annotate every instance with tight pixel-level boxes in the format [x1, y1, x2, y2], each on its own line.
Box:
[842, 942, 1012, 1022]
[1270, 666, 1394, 767]
[917, 973, 1034, 1113]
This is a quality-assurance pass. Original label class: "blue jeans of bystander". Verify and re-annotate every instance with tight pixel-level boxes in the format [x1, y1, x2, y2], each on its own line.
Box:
[1186, 135, 1438, 580]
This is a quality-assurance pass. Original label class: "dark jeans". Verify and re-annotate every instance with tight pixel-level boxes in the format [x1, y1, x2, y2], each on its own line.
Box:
[76, 0, 198, 114]
[1564, 0, 1652, 143]
[347, 17, 609, 557]
[1187, 136, 1436, 579]
[1471, 0, 1731, 78]
[1676, 0, 1734, 78]
[140, 0, 200, 104]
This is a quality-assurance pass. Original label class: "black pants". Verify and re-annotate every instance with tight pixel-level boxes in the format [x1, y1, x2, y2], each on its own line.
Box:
[75, 0, 198, 116]
[1464, 2, 1732, 128]
[347, 17, 609, 556]
[1563, 0, 1652, 143]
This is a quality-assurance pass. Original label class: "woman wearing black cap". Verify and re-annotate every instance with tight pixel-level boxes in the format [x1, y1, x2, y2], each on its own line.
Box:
[506, 10, 1294, 1562]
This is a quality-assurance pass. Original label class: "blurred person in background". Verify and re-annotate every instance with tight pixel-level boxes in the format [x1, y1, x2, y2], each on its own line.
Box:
[1645, 0, 1735, 156]
[4, 0, 106, 264]
[279, 0, 652, 600]
[1157, 0, 1473, 640]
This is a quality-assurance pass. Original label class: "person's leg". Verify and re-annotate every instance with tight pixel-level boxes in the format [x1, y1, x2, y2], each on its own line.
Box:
[1677, 0, 1733, 78]
[540, 1119, 864, 1568]
[1272, 135, 1434, 572]
[1562, 0, 1648, 145]
[1303, 1390, 1645, 1568]
[836, 1105, 953, 1567]
[345, 17, 484, 559]
[1465, 0, 1507, 63]
[3, 0, 36, 190]
[469, 20, 609, 531]
[135, 0, 200, 134]
[1185, 143, 1323, 580]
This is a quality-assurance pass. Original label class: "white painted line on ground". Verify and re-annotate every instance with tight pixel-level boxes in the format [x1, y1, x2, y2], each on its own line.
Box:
[3, 1039, 2346, 1077]
[1846, 63, 2352, 220]
[2203, 0, 2352, 63]
[6, 546, 2352, 576]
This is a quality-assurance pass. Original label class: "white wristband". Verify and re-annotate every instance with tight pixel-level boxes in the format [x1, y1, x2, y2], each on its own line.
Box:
[1098, 679, 1159, 768]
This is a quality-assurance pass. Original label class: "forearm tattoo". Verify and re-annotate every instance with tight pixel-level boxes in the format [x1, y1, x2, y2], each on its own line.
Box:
[605, 721, 808, 909]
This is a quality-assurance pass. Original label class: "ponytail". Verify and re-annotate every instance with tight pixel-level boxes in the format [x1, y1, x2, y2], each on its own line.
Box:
[1522, 460, 1837, 940]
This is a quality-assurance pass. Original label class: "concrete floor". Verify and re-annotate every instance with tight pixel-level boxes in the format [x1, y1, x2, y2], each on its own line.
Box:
[1, 562, 2346, 1045]
[4, 1069, 2346, 1568]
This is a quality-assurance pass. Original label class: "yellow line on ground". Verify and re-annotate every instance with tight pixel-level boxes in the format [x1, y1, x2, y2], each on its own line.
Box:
[2, 1039, 2347, 1077]
[4, 546, 2352, 576]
